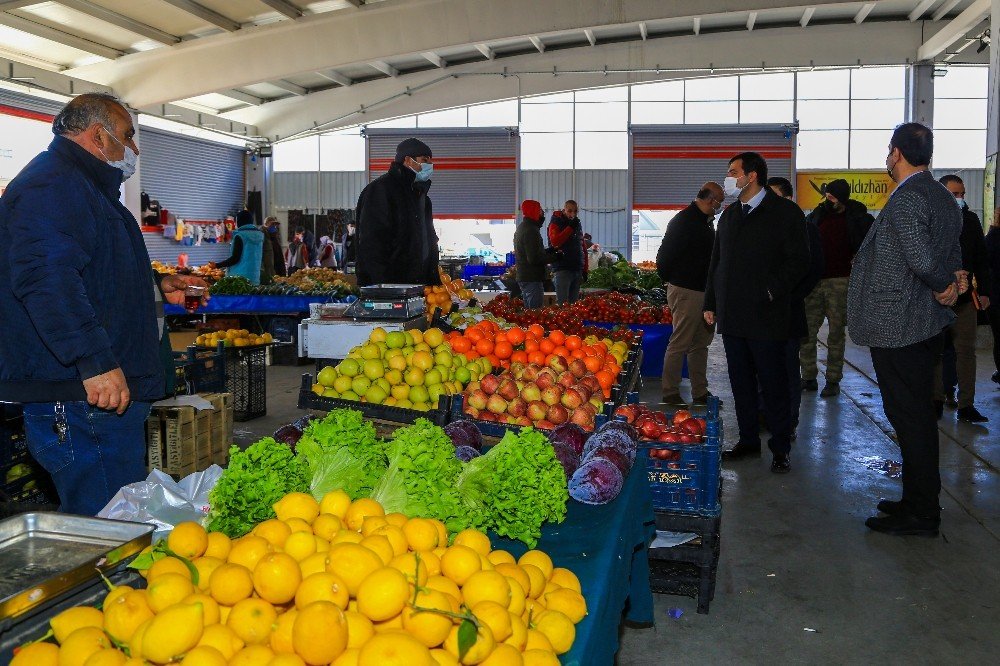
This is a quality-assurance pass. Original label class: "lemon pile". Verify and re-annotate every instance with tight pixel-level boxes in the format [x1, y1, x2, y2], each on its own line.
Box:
[197, 330, 273, 349]
[312, 328, 488, 412]
[15, 491, 586, 666]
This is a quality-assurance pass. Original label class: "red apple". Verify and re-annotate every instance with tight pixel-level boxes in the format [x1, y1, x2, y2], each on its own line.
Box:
[509, 362, 526, 378]
[521, 384, 542, 403]
[569, 359, 589, 379]
[536, 420, 555, 430]
[639, 419, 662, 439]
[579, 375, 601, 393]
[673, 409, 693, 425]
[557, 371, 577, 389]
[497, 378, 519, 401]
[479, 411, 496, 422]
[514, 416, 532, 427]
[480, 374, 500, 395]
[541, 385, 563, 406]
[464, 406, 480, 419]
[547, 355, 569, 374]
[466, 389, 488, 411]
[561, 388, 584, 410]
[570, 408, 594, 428]
[508, 397, 528, 418]
[535, 371, 555, 390]
[487, 394, 508, 414]
[614, 405, 638, 423]
[522, 364, 541, 382]
[465, 380, 481, 393]
[546, 404, 569, 425]
[527, 401, 548, 422]
[589, 396, 605, 412]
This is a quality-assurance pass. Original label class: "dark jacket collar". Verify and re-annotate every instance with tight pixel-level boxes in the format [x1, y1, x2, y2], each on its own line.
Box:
[389, 160, 431, 194]
[49, 135, 124, 199]
[521, 216, 543, 228]
[685, 201, 712, 222]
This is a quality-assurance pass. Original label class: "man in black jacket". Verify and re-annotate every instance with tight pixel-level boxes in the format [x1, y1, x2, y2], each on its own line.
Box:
[704, 153, 810, 472]
[934, 174, 992, 423]
[355, 138, 439, 287]
[548, 200, 584, 304]
[656, 181, 723, 408]
[799, 179, 874, 397]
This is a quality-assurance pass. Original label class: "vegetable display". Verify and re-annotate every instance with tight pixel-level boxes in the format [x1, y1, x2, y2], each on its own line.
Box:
[296, 408, 387, 500]
[206, 437, 310, 537]
[208, 275, 254, 295]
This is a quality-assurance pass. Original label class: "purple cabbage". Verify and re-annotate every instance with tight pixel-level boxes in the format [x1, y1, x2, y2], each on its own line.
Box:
[548, 423, 588, 457]
[584, 423, 638, 459]
[585, 444, 632, 475]
[444, 420, 484, 451]
[551, 441, 581, 480]
[455, 446, 482, 462]
[568, 458, 624, 505]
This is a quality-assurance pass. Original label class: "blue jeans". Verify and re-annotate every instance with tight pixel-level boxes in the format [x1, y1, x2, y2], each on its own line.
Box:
[22, 401, 152, 515]
[553, 270, 582, 305]
[518, 281, 543, 309]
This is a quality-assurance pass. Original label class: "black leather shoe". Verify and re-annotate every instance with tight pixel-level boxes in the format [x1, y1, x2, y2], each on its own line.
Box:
[992, 370, 1000, 385]
[876, 499, 906, 516]
[722, 442, 762, 460]
[934, 401, 944, 420]
[865, 513, 939, 537]
[801, 379, 818, 391]
[820, 382, 840, 397]
[957, 406, 989, 423]
[944, 389, 958, 409]
[692, 392, 719, 406]
[770, 454, 790, 473]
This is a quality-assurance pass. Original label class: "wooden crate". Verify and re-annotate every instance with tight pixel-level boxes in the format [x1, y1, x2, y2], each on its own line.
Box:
[146, 392, 234, 475]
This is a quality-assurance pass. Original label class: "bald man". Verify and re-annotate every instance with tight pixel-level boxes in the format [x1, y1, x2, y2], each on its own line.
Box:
[656, 182, 724, 408]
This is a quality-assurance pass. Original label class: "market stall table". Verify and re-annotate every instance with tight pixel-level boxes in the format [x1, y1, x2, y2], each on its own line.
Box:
[492, 457, 656, 666]
[163, 294, 352, 315]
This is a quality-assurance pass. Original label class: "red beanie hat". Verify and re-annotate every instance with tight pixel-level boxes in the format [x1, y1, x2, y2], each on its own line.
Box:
[521, 199, 543, 220]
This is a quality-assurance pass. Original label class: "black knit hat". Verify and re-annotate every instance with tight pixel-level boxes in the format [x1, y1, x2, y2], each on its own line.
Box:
[235, 210, 254, 226]
[825, 179, 850, 204]
[395, 137, 432, 162]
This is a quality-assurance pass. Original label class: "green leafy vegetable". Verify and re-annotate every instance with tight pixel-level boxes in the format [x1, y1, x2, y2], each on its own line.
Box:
[296, 408, 387, 500]
[370, 419, 465, 531]
[207, 438, 309, 537]
[456, 427, 568, 547]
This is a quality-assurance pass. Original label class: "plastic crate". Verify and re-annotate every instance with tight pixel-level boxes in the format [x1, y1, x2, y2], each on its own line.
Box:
[298, 374, 450, 427]
[449, 395, 609, 439]
[225, 344, 269, 421]
[173, 343, 227, 395]
[649, 557, 718, 614]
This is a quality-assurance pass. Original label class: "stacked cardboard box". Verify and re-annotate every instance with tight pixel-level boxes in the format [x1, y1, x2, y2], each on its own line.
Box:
[146, 392, 233, 476]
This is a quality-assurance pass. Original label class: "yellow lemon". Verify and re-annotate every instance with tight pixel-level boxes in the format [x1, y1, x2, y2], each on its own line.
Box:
[101, 585, 132, 610]
[324, 544, 383, 596]
[274, 493, 320, 524]
[332, 529, 364, 545]
[523, 597, 546, 622]
[360, 515, 388, 537]
[209, 563, 254, 605]
[280, 529, 316, 560]
[356, 568, 409, 622]
[521, 650, 559, 666]
[331, 648, 360, 666]
[270, 654, 307, 666]
[253, 553, 302, 605]
[547, 568, 581, 594]
[493, 565, 530, 598]
[344, 498, 385, 532]
[204, 532, 233, 560]
[81, 648, 126, 666]
[358, 633, 434, 666]
[51, 606, 104, 644]
[486, 550, 515, 567]
[228, 536, 272, 571]
[230, 645, 274, 666]
[59, 627, 111, 666]
[193, 557, 225, 592]
[179, 645, 228, 666]
[516, 552, 552, 580]
[403, 518, 440, 551]
[384, 512, 408, 528]
[440, 546, 481, 586]
[430, 521, 449, 548]
[127, 619, 151, 660]
[168, 522, 209, 559]
[478, 555, 495, 572]
[388, 552, 428, 587]
[506, 579, 526, 616]
[141, 603, 204, 663]
[452, 530, 491, 557]
[254, 519, 292, 550]
[295, 572, 349, 610]
[520, 565, 546, 600]
[371, 612, 403, 634]
[227, 598, 277, 646]
[292, 601, 348, 665]
[343, 611, 374, 649]
[103, 589, 153, 643]
[371, 525, 408, 557]
[471, 601, 512, 642]
[314, 536, 330, 553]
[401, 589, 453, 648]
[443, 624, 494, 665]
[430, 648, 460, 666]
[269, 608, 297, 654]
[532, 611, 574, 655]
[523, 629, 552, 653]
[147, 571, 195, 613]
[284, 518, 313, 535]
[479, 643, 523, 666]
[183, 593, 221, 625]
[462, 571, 511, 609]
[504, 613, 527, 650]
[425, 575, 462, 602]
[359, 535, 394, 565]
[147, 555, 192, 582]
[542, 588, 586, 624]
[197, 624, 245, 659]
[311, 514, 343, 541]
[298, 553, 329, 579]
[11, 642, 58, 666]
[319, 491, 352, 519]
[420, 550, 442, 577]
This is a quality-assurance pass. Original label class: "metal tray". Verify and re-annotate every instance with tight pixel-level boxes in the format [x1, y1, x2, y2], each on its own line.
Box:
[358, 284, 425, 298]
[0, 513, 153, 621]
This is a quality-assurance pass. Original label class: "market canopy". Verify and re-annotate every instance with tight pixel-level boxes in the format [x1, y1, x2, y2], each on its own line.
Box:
[0, 0, 991, 142]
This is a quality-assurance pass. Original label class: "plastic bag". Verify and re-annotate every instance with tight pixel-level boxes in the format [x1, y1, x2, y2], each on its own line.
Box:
[98, 466, 223, 540]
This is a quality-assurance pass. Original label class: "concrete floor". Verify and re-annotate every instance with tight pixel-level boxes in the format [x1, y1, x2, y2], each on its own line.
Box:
[239, 337, 1000, 664]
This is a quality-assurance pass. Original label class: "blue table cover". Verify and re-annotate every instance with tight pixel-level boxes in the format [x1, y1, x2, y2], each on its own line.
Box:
[164, 294, 352, 315]
[583, 322, 683, 379]
[491, 460, 656, 665]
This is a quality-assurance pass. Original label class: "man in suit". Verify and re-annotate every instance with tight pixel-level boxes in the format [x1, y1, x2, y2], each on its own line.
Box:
[704, 153, 810, 473]
[847, 123, 964, 537]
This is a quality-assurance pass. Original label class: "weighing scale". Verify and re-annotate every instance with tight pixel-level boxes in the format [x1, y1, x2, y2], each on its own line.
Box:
[344, 284, 426, 321]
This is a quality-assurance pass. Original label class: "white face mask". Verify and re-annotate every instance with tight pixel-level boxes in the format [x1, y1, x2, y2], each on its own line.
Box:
[723, 176, 744, 197]
[101, 125, 138, 182]
[955, 197, 965, 209]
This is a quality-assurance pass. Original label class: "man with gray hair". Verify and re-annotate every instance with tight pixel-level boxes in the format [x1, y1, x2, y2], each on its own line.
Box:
[0, 93, 205, 514]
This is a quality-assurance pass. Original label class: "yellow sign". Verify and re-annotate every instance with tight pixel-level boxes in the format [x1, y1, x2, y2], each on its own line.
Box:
[796, 171, 896, 211]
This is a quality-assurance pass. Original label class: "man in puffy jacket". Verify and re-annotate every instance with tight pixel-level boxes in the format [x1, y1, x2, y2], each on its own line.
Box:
[214, 210, 264, 284]
[355, 138, 439, 287]
[513, 200, 547, 309]
[548, 200, 584, 304]
[0, 93, 205, 514]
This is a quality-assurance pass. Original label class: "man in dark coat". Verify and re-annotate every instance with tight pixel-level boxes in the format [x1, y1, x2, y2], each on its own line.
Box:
[934, 174, 992, 423]
[656, 182, 723, 409]
[703, 152, 810, 473]
[355, 138, 439, 287]
[987, 206, 1000, 385]
[547, 200, 584, 304]
[513, 200, 547, 309]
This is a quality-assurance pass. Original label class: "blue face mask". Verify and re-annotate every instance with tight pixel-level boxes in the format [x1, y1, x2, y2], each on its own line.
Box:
[412, 161, 433, 182]
[955, 197, 965, 209]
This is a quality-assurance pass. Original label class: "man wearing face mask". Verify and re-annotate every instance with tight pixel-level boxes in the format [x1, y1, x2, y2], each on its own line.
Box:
[0, 93, 207, 514]
[703, 153, 810, 473]
[933, 174, 991, 423]
[799, 179, 874, 398]
[355, 138, 440, 287]
[655, 182, 724, 409]
[847, 123, 964, 537]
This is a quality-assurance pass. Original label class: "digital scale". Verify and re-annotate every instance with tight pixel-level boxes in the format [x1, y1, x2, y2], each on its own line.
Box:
[343, 284, 426, 321]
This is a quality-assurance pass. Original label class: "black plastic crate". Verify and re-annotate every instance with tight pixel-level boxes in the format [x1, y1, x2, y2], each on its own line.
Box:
[299, 374, 450, 427]
[225, 345, 269, 421]
[173, 343, 227, 395]
[269, 317, 310, 366]
[649, 557, 718, 614]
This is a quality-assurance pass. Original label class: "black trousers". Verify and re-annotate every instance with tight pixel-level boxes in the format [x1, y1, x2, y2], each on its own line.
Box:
[756, 337, 804, 428]
[988, 304, 1000, 374]
[723, 335, 792, 455]
[869, 333, 945, 518]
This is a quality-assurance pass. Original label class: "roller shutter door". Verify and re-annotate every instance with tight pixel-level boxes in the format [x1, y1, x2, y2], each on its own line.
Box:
[631, 124, 795, 209]
[140, 127, 246, 219]
[364, 127, 518, 218]
[0, 89, 63, 121]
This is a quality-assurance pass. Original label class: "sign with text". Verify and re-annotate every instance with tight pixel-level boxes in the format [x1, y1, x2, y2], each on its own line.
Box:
[796, 171, 896, 211]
